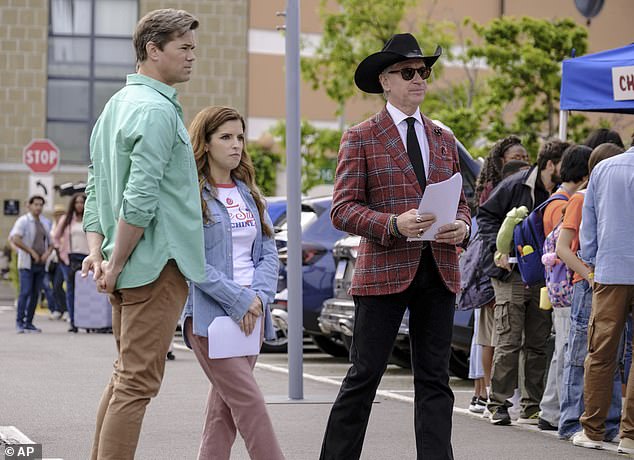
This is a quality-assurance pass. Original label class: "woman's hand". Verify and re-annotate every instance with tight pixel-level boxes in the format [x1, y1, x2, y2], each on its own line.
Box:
[239, 296, 263, 336]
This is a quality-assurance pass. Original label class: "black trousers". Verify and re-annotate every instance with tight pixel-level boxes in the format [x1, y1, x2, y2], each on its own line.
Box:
[320, 249, 455, 460]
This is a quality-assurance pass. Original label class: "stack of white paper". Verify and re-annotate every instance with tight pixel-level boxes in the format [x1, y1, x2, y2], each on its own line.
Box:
[408, 172, 463, 241]
[208, 316, 262, 359]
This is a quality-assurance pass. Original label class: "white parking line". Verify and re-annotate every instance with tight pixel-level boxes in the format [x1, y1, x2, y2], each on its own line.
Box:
[178, 343, 623, 454]
[253, 363, 623, 455]
[0, 426, 34, 444]
[255, 362, 415, 404]
[0, 426, 63, 459]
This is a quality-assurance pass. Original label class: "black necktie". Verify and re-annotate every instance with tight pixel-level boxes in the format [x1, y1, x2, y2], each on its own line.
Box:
[405, 117, 426, 194]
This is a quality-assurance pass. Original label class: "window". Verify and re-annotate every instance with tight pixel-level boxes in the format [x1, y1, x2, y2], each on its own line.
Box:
[47, 0, 137, 164]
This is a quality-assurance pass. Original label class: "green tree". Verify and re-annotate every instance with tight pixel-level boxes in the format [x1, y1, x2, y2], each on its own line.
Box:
[466, 16, 589, 156]
[248, 142, 282, 196]
[271, 120, 342, 194]
[301, 0, 454, 122]
[423, 81, 488, 152]
[294, 0, 468, 187]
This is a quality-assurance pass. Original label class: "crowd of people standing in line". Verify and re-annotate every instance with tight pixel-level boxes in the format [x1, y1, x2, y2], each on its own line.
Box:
[464, 127, 634, 454]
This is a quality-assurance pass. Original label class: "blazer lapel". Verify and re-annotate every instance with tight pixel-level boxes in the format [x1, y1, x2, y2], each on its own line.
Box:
[372, 107, 421, 193]
[422, 114, 447, 185]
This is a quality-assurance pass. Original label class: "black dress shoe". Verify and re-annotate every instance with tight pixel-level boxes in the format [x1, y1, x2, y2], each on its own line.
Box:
[68, 326, 78, 333]
[538, 417, 557, 431]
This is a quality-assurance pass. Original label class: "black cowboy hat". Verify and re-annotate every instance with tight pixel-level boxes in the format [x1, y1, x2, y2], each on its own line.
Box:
[354, 33, 442, 94]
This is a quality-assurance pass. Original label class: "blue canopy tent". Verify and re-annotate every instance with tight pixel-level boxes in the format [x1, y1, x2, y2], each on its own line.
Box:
[559, 43, 634, 140]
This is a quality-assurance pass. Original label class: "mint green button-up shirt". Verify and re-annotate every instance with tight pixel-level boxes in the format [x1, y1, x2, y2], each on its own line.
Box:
[84, 73, 205, 289]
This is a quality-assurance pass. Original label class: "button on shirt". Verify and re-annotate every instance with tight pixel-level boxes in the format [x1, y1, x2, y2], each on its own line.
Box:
[84, 73, 206, 289]
[386, 101, 430, 178]
[580, 147, 634, 284]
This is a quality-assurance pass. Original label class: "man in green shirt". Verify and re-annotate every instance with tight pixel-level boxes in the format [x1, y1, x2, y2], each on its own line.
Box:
[81, 9, 205, 460]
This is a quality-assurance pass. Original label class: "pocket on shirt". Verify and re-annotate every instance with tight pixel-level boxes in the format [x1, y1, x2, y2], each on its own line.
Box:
[174, 127, 193, 169]
[203, 214, 223, 250]
[176, 126, 190, 145]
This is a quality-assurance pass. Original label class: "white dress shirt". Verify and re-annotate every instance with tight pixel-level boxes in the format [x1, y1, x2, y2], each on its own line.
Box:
[386, 101, 430, 178]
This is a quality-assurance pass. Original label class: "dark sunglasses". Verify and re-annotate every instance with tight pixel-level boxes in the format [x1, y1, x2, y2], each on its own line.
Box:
[387, 66, 432, 81]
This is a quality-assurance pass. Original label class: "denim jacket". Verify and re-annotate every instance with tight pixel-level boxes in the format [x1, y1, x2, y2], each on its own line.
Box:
[181, 179, 278, 345]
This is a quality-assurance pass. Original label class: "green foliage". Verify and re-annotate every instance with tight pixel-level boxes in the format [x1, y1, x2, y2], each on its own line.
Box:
[300, 4, 594, 163]
[423, 80, 488, 151]
[466, 16, 589, 157]
[567, 113, 593, 145]
[248, 142, 282, 196]
[271, 120, 342, 193]
[301, 0, 454, 118]
[8, 249, 18, 294]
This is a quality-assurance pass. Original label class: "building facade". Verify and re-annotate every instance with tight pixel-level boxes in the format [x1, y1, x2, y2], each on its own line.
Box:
[1, 0, 632, 239]
[0, 0, 248, 239]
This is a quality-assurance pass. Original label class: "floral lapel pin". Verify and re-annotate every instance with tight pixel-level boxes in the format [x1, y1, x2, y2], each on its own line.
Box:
[432, 126, 443, 136]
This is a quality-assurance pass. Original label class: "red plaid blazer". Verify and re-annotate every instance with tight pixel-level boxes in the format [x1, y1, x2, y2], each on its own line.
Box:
[331, 107, 471, 296]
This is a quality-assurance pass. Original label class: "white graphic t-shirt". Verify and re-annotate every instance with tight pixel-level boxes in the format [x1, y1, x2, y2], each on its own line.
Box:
[217, 183, 256, 285]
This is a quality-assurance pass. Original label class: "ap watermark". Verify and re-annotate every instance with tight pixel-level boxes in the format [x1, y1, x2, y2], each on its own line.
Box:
[3, 444, 42, 459]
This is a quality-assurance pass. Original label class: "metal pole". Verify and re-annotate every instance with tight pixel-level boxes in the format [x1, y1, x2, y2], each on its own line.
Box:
[558, 109, 568, 141]
[285, 0, 303, 400]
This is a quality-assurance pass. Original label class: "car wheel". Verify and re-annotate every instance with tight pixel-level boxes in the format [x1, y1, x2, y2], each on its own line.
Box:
[261, 308, 289, 353]
[310, 333, 349, 358]
[449, 348, 470, 379]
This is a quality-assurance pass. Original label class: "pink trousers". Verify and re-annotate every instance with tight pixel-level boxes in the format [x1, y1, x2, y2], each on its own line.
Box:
[185, 318, 285, 460]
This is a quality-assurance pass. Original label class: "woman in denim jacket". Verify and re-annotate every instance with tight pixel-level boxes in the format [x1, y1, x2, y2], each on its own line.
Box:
[182, 106, 284, 460]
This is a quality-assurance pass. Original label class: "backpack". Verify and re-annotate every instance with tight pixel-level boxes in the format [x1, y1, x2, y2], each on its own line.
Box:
[541, 220, 573, 308]
[457, 233, 495, 311]
[513, 192, 568, 286]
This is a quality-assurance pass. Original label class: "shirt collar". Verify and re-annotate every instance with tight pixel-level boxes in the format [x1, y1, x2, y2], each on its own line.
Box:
[202, 178, 246, 194]
[126, 73, 179, 106]
[386, 101, 423, 128]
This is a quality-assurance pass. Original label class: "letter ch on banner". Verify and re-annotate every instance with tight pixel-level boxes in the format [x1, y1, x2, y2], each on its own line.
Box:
[612, 65, 634, 101]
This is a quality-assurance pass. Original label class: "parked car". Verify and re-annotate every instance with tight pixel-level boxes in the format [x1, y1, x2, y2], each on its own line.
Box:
[265, 196, 288, 228]
[319, 235, 414, 367]
[319, 132, 481, 377]
[262, 196, 348, 356]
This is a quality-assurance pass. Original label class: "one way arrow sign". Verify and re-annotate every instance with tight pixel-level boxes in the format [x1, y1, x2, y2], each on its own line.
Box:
[28, 174, 54, 213]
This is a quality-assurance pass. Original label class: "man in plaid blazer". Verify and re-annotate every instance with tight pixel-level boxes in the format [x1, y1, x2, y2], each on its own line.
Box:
[320, 33, 471, 460]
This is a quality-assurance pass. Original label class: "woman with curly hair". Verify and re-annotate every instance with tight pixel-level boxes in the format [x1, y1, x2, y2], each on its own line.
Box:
[475, 136, 529, 206]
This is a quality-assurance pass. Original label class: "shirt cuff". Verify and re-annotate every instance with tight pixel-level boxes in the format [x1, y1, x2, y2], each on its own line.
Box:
[120, 199, 153, 228]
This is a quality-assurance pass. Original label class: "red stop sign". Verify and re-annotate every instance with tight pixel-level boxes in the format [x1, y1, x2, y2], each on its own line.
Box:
[23, 139, 60, 174]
